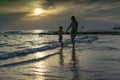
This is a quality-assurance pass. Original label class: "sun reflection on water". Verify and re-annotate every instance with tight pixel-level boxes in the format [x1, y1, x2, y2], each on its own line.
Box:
[26, 31, 58, 80]
[33, 52, 47, 80]
[32, 30, 45, 33]
[28, 31, 48, 80]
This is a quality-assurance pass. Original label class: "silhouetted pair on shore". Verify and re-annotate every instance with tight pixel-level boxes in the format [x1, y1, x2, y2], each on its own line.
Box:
[58, 16, 78, 49]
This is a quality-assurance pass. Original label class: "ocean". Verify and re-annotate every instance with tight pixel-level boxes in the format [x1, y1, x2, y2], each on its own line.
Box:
[0, 30, 120, 80]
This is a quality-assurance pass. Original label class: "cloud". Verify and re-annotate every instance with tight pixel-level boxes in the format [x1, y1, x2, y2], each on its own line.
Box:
[40, 0, 120, 7]
[0, 12, 29, 29]
[0, 0, 120, 30]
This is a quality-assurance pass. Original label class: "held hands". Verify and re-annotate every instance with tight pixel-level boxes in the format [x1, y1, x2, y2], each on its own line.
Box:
[65, 30, 68, 33]
[66, 28, 69, 33]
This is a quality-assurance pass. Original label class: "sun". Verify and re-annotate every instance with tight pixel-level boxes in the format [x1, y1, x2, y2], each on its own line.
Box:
[34, 8, 43, 15]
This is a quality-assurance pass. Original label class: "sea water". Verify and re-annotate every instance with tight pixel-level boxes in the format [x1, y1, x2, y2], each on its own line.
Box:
[0, 30, 120, 80]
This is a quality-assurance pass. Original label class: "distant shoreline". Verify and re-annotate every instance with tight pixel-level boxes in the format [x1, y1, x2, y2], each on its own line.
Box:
[39, 31, 120, 35]
[0, 30, 120, 35]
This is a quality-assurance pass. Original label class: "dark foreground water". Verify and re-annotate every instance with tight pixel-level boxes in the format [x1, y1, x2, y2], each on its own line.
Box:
[0, 30, 120, 80]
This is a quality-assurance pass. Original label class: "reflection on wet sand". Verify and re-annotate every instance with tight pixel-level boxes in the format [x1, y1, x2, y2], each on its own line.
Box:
[59, 48, 64, 66]
[58, 47, 81, 80]
[70, 47, 80, 80]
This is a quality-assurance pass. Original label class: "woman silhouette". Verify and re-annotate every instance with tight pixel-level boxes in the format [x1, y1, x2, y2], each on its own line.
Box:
[66, 16, 78, 48]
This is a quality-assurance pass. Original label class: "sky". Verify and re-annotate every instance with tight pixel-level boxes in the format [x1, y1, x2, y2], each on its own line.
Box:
[0, 0, 120, 31]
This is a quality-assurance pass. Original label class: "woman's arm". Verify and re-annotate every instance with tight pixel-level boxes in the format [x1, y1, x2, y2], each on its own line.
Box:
[66, 23, 72, 32]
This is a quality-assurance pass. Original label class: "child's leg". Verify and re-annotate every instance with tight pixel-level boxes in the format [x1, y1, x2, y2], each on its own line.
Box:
[71, 33, 76, 48]
[59, 36, 63, 47]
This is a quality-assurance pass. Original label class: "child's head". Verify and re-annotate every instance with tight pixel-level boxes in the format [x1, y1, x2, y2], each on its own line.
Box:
[59, 26, 63, 30]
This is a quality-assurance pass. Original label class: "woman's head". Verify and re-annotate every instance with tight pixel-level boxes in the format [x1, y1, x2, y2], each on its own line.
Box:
[59, 26, 63, 30]
[71, 16, 75, 21]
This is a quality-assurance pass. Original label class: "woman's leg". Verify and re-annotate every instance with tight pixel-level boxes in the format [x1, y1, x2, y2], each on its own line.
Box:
[71, 33, 76, 48]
